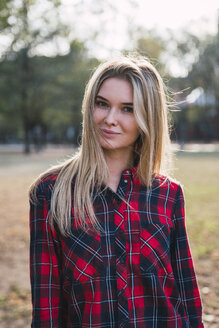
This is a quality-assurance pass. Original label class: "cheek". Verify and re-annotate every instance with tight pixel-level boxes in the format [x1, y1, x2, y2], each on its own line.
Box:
[127, 119, 140, 138]
[93, 108, 103, 124]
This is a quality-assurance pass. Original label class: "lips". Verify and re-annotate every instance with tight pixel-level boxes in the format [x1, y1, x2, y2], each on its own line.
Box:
[101, 128, 120, 137]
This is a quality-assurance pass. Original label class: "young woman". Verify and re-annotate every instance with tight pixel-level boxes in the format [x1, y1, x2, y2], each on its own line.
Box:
[29, 56, 204, 327]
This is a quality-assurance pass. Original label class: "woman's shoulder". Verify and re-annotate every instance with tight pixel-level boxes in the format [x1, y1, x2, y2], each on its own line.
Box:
[30, 169, 61, 204]
[152, 173, 183, 194]
[150, 174, 185, 210]
[36, 171, 59, 193]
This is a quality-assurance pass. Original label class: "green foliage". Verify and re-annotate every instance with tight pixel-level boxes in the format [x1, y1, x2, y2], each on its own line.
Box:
[0, 0, 72, 152]
[169, 23, 219, 140]
[0, 1, 218, 147]
[0, 0, 13, 29]
[171, 26, 219, 99]
[0, 40, 99, 145]
[188, 38, 219, 107]
[0, 0, 68, 55]
[136, 36, 164, 61]
[126, 29, 169, 77]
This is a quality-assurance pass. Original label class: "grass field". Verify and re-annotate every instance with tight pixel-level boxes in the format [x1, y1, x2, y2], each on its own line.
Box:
[0, 146, 218, 327]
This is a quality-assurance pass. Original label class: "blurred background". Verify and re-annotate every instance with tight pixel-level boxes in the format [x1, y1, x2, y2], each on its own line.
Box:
[0, 0, 219, 327]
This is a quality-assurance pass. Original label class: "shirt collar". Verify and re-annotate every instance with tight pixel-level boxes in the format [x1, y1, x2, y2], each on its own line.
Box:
[122, 167, 138, 180]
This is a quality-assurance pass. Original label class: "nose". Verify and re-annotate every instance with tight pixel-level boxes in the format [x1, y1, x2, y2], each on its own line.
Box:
[104, 107, 118, 126]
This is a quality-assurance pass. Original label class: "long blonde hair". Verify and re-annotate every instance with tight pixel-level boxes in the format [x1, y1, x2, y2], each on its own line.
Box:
[30, 55, 172, 235]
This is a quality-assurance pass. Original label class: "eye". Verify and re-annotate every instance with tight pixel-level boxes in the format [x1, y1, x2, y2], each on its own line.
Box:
[122, 106, 133, 113]
[95, 100, 109, 109]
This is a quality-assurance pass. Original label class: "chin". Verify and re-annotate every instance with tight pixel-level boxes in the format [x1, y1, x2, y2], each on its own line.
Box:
[99, 140, 115, 150]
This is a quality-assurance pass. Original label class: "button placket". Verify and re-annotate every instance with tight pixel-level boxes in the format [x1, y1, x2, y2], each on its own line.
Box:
[115, 170, 131, 326]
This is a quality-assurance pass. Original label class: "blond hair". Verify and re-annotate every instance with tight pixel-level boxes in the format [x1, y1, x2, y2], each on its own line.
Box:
[30, 55, 172, 235]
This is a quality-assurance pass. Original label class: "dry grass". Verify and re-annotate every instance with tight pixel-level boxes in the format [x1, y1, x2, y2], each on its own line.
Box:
[0, 146, 73, 327]
[0, 146, 218, 327]
[173, 152, 219, 258]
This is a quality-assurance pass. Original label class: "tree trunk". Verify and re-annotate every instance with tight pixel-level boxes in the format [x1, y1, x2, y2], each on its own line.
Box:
[21, 47, 31, 154]
[20, 0, 31, 154]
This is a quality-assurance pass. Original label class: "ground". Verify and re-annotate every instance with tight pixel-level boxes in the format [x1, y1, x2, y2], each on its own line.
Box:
[0, 144, 218, 327]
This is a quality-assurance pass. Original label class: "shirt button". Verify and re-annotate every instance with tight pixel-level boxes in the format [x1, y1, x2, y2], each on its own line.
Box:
[124, 179, 128, 183]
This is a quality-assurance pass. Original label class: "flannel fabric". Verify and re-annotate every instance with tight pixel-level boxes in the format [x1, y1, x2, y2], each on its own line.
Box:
[30, 167, 204, 327]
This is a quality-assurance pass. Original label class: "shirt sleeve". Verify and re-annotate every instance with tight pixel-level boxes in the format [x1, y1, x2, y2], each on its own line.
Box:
[29, 183, 62, 328]
[171, 185, 204, 328]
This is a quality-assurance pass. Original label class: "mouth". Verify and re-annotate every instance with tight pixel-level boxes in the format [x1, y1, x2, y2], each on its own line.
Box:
[101, 128, 120, 137]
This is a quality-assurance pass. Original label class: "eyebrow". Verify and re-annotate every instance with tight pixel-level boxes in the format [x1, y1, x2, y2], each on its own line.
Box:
[96, 95, 133, 106]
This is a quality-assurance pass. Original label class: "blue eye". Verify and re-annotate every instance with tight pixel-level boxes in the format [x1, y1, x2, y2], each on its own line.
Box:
[123, 107, 133, 113]
[95, 100, 109, 108]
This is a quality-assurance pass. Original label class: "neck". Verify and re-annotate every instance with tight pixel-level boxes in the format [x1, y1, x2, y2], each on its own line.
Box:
[104, 149, 133, 172]
[103, 149, 133, 191]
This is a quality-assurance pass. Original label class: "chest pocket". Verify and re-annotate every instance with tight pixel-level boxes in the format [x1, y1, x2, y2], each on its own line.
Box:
[140, 215, 173, 276]
[62, 227, 103, 284]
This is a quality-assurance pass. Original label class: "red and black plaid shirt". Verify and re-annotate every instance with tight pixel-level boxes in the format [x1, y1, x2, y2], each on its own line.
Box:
[30, 167, 204, 327]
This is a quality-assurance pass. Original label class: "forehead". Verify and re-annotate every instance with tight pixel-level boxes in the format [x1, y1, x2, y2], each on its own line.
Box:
[97, 77, 133, 102]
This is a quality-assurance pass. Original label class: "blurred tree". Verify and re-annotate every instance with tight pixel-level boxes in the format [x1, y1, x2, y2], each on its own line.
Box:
[188, 34, 219, 109]
[0, 59, 22, 143]
[0, 0, 139, 152]
[35, 41, 99, 145]
[136, 32, 166, 71]
[124, 28, 170, 77]
[170, 16, 219, 141]
[0, 0, 68, 153]
[0, 40, 98, 147]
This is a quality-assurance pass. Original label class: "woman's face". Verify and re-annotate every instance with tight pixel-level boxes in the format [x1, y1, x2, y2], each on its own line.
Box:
[93, 77, 140, 157]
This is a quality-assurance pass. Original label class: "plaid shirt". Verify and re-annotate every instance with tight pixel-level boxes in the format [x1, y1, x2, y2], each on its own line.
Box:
[30, 167, 204, 328]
